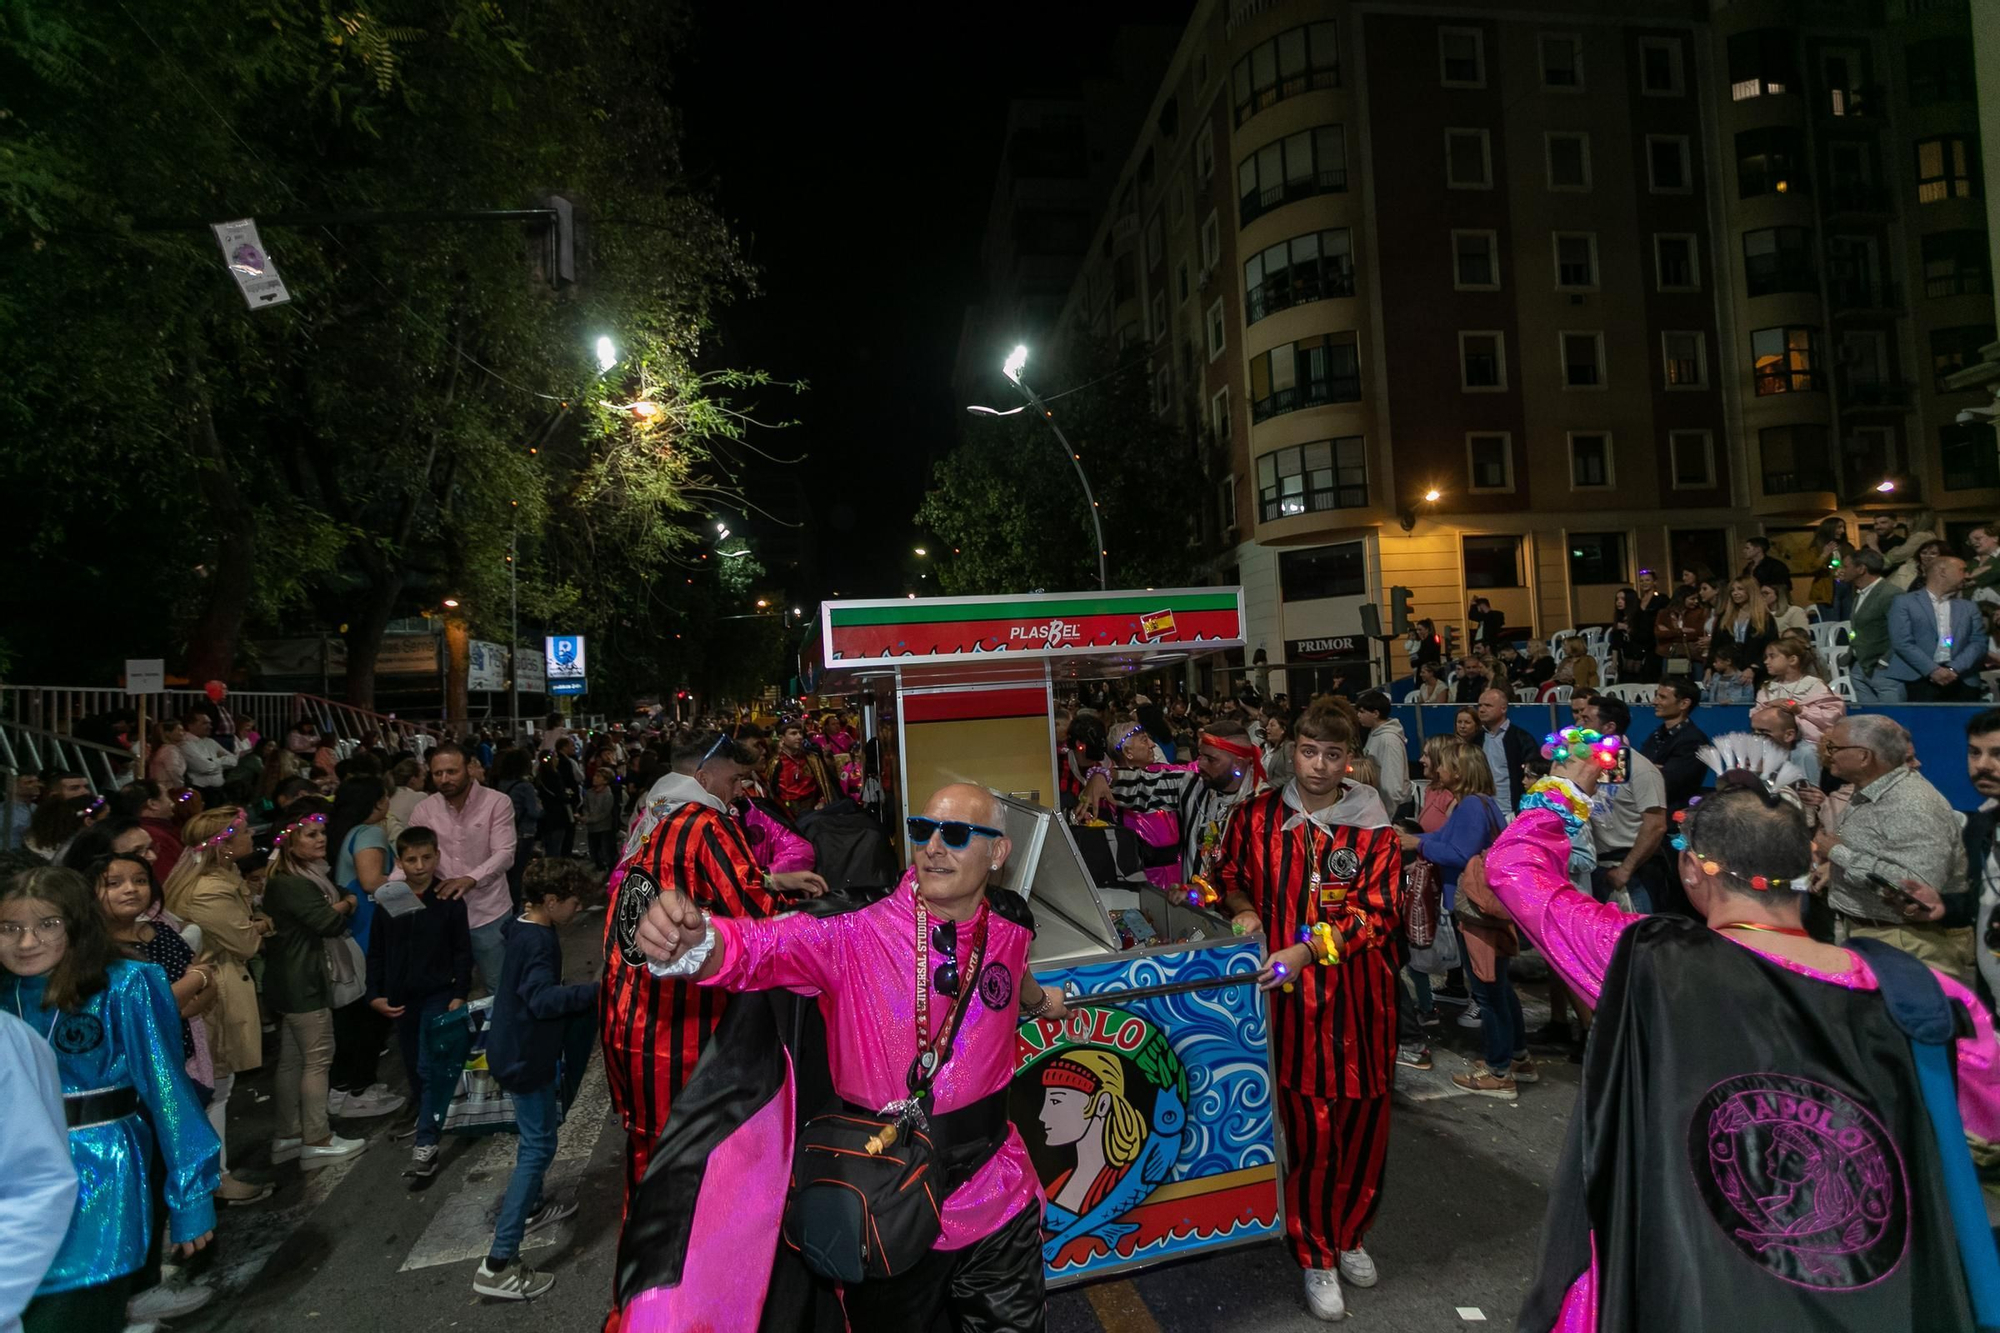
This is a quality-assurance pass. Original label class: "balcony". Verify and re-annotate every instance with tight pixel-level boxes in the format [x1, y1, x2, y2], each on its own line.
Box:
[1239, 168, 1348, 227]
[1245, 266, 1356, 323]
[1824, 180, 1892, 216]
[1829, 279, 1903, 315]
[1837, 375, 1913, 410]
[1763, 462, 1837, 496]
[1236, 68, 1341, 129]
[1754, 368, 1821, 396]
[1822, 83, 1884, 120]
[1251, 373, 1362, 423]
[1926, 271, 1993, 300]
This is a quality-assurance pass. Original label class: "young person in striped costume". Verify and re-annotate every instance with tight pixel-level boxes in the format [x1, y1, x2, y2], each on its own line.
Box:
[1216, 700, 1402, 1322]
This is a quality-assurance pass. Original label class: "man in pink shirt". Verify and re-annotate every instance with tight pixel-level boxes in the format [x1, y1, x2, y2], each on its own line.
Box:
[409, 743, 518, 989]
[617, 783, 1070, 1333]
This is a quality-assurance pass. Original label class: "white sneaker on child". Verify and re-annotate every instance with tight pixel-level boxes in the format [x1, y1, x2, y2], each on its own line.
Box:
[1302, 1268, 1346, 1320]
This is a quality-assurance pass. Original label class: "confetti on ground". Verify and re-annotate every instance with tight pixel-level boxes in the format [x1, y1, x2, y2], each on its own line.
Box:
[1457, 1309, 1488, 1322]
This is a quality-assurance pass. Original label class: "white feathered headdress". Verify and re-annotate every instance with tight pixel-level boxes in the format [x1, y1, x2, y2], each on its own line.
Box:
[1693, 732, 1805, 806]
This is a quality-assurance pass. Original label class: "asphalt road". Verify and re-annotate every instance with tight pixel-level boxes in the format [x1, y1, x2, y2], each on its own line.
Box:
[175, 916, 1572, 1333]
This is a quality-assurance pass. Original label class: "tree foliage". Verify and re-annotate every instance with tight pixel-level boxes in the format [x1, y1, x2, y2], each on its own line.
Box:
[916, 341, 1206, 596]
[0, 0, 797, 709]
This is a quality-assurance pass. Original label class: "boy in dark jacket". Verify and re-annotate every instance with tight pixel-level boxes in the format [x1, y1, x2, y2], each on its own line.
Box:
[473, 858, 597, 1300]
[366, 825, 472, 1178]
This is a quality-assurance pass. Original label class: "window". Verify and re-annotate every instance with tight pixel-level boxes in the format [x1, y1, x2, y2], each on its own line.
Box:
[1277, 541, 1366, 599]
[1154, 361, 1173, 416]
[1145, 216, 1164, 270]
[1839, 330, 1891, 399]
[1737, 127, 1807, 198]
[1168, 183, 1185, 227]
[1249, 334, 1362, 421]
[1463, 534, 1523, 588]
[1211, 387, 1231, 445]
[1205, 298, 1227, 361]
[1232, 23, 1341, 125]
[1933, 325, 1997, 393]
[1194, 130, 1214, 184]
[1466, 434, 1513, 492]
[1640, 37, 1684, 96]
[1200, 211, 1221, 270]
[1561, 331, 1605, 388]
[1445, 129, 1492, 189]
[1751, 325, 1821, 395]
[1176, 258, 1191, 306]
[1439, 26, 1484, 87]
[1237, 125, 1347, 224]
[1663, 331, 1707, 388]
[1569, 434, 1613, 489]
[1151, 290, 1167, 342]
[1655, 234, 1698, 290]
[1540, 34, 1582, 91]
[1459, 332, 1506, 390]
[1942, 422, 2000, 491]
[1195, 52, 1211, 92]
[1827, 234, 1881, 307]
[1916, 137, 1979, 204]
[1823, 49, 1865, 117]
[1760, 424, 1834, 495]
[1647, 136, 1691, 192]
[1554, 233, 1598, 289]
[1728, 28, 1796, 101]
[1907, 37, 1974, 107]
[1923, 230, 1991, 299]
[1453, 230, 1500, 289]
[1257, 440, 1369, 522]
[1743, 227, 1815, 296]
[1670, 430, 1716, 489]
[1243, 228, 1355, 322]
[1218, 475, 1237, 534]
[1546, 132, 1591, 190]
[1568, 532, 1627, 585]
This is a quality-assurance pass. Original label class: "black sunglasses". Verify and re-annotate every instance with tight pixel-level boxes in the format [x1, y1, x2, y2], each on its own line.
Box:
[932, 921, 961, 997]
[906, 816, 1003, 850]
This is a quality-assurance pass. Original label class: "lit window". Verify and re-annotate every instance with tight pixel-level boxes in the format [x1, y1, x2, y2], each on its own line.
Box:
[1751, 325, 1820, 396]
[1663, 331, 1707, 388]
[1244, 228, 1355, 322]
[1256, 439, 1368, 521]
[1916, 137, 1979, 204]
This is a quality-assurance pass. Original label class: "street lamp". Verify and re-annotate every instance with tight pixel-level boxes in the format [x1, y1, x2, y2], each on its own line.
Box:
[441, 596, 462, 609]
[969, 345, 1108, 589]
[1875, 479, 1897, 493]
[595, 336, 618, 373]
[914, 547, 928, 557]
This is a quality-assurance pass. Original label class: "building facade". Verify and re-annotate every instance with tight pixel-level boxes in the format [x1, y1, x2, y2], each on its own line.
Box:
[1048, 0, 1994, 693]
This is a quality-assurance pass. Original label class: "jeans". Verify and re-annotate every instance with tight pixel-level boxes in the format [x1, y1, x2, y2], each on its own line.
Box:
[469, 916, 508, 996]
[491, 1081, 561, 1263]
[1853, 667, 1906, 703]
[275, 1008, 335, 1142]
[394, 994, 454, 1147]
[1469, 957, 1525, 1076]
[587, 829, 617, 870]
[1592, 859, 1654, 915]
[1408, 968, 1435, 1017]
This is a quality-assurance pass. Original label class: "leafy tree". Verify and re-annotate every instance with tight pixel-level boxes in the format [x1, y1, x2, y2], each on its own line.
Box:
[917, 340, 1205, 596]
[0, 0, 798, 711]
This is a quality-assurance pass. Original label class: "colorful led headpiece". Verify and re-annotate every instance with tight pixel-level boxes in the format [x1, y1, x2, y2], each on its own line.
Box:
[1540, 726, 1622, 770]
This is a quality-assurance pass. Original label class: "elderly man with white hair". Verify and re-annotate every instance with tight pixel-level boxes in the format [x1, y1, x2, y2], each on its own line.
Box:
[1815, 713, 1972, 977]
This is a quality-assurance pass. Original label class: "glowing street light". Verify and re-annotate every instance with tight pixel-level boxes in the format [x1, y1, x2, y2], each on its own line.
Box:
[914, 547, 928, 557]
[441, 597, 462, 609]
[1875, 479, 1897, 493]
[756, 599, 769, 608]
[595, 336, 618, 373]
[1423, 488, 1442, 503]
[969, 344, 1108, 589]
[1002, 344, 1028, 383]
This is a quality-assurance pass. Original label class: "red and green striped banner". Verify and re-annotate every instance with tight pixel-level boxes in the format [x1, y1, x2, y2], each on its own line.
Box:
[822, 589, 1244, 667]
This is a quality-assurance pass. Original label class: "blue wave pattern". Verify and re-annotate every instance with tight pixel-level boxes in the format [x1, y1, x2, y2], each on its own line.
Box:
[1033, 940, 1279, 1275]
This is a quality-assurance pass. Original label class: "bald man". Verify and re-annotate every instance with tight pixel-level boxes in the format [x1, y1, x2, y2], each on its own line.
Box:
[1474, 689, 1539, 812]
[617, 784, 1069, 1331]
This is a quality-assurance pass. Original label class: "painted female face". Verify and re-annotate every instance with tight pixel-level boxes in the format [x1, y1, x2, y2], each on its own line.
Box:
[96, 861, 151, 923]
[1039, 1086, 1093, 1148]
[0, 897, 68, 978]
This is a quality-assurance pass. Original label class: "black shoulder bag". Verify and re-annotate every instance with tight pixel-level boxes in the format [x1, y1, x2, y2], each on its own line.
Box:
[782, 897, 1009, 1284]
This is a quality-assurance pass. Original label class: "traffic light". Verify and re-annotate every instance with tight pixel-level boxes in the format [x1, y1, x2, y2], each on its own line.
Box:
[1389, 585, 1415, 635]
[1442, 624, 1461, 660]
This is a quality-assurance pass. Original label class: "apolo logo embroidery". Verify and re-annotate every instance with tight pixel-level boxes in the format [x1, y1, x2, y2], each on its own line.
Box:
[1688, 1073, 1908, 1288]
[52, 1012, 105, 1054]
[614, 865, 663, 968]
[1323, 847, 1361, 882]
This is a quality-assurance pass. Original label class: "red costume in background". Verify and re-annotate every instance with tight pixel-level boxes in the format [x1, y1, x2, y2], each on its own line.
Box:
[600, 790, 776, 1210]
[1214, 781, 1400, 1268]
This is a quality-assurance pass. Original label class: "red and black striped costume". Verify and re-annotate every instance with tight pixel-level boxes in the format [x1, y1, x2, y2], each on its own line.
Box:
[1214, 785, 1401, 1268]
[599, 799, 777, 1211]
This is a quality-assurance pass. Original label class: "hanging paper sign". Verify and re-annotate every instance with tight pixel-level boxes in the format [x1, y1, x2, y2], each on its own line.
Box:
[211, 218, 292, 309]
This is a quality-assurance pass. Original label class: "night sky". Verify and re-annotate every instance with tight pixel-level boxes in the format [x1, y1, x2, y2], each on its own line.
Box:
[676, 2, 1189, 602]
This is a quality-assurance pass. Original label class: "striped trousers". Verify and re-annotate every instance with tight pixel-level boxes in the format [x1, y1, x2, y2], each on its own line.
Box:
[1277, 1087, 1392, 1268]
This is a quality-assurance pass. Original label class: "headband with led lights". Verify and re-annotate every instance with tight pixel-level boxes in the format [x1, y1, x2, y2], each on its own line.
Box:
[197, 818, 244, 850]
[1108, 722, 1145, 754]
[1541, 727, 1623, 770]
[272, 811, 327, 846]
[1668, 795, 1806, 891]
[82, 795, 106, 818]
[174, 789, 195, 804]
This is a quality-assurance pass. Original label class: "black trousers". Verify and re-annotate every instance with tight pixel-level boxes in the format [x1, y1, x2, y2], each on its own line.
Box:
[1906, 676, 1984, 703]
[837, 1202, 1045, 1333]
[23, 1275, 131, 1333]
[330, 996, 387, 1093]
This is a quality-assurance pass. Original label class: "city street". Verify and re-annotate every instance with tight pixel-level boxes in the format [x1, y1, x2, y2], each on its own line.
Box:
[179, 911, 1570, 1333]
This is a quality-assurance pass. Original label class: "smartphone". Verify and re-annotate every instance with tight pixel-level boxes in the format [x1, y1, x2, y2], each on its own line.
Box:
[1863, 872, 1912, 909]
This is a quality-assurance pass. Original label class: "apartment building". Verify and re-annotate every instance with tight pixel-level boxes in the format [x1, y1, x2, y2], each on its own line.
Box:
[1046, 0, 1994, 693]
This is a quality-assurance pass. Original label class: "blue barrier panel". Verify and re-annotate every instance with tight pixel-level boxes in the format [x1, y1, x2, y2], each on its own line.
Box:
[1389, 700, 1992, 811]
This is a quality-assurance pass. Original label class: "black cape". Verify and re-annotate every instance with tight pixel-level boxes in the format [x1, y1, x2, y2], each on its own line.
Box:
[1520, 916, 1975, 1332]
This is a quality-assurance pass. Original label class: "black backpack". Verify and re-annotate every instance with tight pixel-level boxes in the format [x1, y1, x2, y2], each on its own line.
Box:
[795, 800, 895, 895]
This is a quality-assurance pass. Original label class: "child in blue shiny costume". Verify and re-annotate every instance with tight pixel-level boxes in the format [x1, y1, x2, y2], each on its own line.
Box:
[0, 865, 220, 1333]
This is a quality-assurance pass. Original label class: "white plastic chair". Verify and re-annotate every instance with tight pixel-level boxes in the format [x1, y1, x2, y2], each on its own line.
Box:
[1833, 676, 1857, 701]
[1604, 682, 1654, 703]
[1514, 685, 1537, 703]
[1553, 685, 1574, 703]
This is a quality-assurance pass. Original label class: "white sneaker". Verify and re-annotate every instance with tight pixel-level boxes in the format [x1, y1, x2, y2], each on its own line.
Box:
[1338, 1246, 1378, 1287]
[473, 1258, 555, 1300]
[1302, 1268, 1346, 1320]
[270, 1137, 302, 1164]
[1457, 1001, 1484, 1029]
[336, 1088, 406, 1118]
[127, 1279, 213, 1321]
[302, 1134, 367, 1166]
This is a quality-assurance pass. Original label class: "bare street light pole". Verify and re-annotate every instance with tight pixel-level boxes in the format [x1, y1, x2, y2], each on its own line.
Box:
[968, 345, 1108, 591]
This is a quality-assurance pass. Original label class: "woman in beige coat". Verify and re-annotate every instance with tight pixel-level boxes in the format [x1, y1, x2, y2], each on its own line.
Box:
[164, 805, 275, 1205]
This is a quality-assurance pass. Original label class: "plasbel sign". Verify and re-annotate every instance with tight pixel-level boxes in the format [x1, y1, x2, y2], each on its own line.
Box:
[822, 589, 1244, 668]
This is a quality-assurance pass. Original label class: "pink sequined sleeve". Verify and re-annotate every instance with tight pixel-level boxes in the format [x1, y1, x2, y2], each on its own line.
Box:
[1483, 808, 1640, 1008]
[1940, 972, 2000, 1143]
[704, 909, 842, 998]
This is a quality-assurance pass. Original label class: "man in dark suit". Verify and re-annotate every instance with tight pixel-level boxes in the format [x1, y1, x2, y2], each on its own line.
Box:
[1886, 553, 1989, 702]
[1842, 546, 1901, 702]
[1641, 675, 1710, 813]
[1474, 688, 1539, 812]
[1740, 536, 1793, 596]
[1468, 597, 1506, 651]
